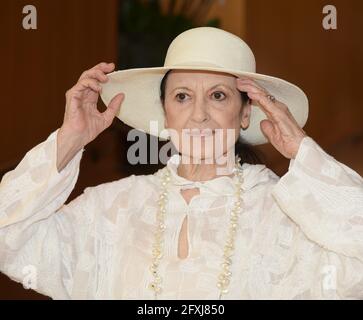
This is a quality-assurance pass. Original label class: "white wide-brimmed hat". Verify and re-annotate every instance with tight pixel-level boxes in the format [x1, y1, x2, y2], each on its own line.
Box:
[100, 27, 308, 145]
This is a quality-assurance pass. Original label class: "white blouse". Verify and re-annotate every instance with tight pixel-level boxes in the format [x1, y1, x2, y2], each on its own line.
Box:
[0, 128, 363, 300]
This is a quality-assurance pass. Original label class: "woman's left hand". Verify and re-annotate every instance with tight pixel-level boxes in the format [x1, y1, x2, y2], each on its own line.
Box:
[236, 78, 307, 159]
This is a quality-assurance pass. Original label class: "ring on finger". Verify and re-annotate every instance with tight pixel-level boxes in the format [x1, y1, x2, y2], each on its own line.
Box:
[266, 94, 276, 103]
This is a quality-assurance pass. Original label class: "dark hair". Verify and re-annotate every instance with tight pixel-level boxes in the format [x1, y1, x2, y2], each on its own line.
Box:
[159, 70, 263, 165]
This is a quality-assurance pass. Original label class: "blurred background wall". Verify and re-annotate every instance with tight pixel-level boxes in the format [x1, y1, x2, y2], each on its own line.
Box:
[0, 0, 362, 299]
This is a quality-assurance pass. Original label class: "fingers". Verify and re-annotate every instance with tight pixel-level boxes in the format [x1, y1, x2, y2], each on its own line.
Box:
[236, 78, 291, 121]
[80, 62, 114, 76]
[78, 61, 115, 83]
[80, 62, 114, 78]
[102, 93, 125, 125]
[237, 77, 305, 136]
[95, 62, 115, 73]
[236, 79, 269, 96]
[66, 62, 116, 106]
[249, 89, 299, 134]
[79, 68, 109, 83]
[73, 78, 102, 93]
[65, 78, 102, 105]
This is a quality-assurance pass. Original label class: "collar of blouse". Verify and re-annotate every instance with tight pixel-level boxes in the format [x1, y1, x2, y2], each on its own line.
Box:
[164, 154, 273, 197]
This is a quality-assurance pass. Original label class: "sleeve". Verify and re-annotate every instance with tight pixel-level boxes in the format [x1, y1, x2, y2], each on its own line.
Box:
[270, 136, 363, 298]
[0, 128, 100, 299]
[271, 136, 363, 261]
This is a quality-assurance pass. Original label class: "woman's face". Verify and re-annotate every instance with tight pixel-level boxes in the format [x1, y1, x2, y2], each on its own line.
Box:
[164, 70, 251, 162]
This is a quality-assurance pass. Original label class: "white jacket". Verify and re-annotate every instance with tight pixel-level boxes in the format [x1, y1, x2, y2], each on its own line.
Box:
[0, 128, 363, 299]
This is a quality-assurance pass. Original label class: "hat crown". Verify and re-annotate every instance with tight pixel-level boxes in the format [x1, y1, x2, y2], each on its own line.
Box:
[164, 27, 256, 73]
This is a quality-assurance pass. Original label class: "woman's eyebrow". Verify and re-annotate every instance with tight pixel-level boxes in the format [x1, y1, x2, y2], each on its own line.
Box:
[170, 84, 234, 92]
[209, 83, 234, 93]
[170, 86, 192, 93]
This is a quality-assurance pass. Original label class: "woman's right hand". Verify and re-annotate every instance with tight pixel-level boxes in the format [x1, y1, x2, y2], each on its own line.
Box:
[59, 62, 125, 147]
[56, 62, 124, 172]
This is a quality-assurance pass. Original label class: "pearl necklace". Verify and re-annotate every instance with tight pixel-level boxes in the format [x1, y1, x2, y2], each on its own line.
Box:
[148, 160, 244, 300]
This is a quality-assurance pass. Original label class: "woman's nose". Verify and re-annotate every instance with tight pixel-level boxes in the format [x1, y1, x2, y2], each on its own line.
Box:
[191, 98, 210, 123]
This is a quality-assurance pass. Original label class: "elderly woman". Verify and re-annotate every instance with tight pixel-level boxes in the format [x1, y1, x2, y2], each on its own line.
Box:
[0, 27, 363, 300]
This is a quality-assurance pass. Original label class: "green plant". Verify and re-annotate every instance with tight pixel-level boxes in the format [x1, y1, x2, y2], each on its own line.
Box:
[118, 0, 220, 68]
[119, 0, 220, 34]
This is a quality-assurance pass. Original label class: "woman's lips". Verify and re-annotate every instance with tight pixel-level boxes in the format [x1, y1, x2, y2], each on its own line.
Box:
[184, 129, 215, 137]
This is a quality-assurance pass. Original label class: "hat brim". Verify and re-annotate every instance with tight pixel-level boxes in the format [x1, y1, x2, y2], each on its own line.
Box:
[100, 66, 309, 145]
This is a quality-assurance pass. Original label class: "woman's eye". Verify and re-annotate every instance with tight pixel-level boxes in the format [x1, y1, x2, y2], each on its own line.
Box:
[212, 91, 226, 100]
[176, 93, 188, 102]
